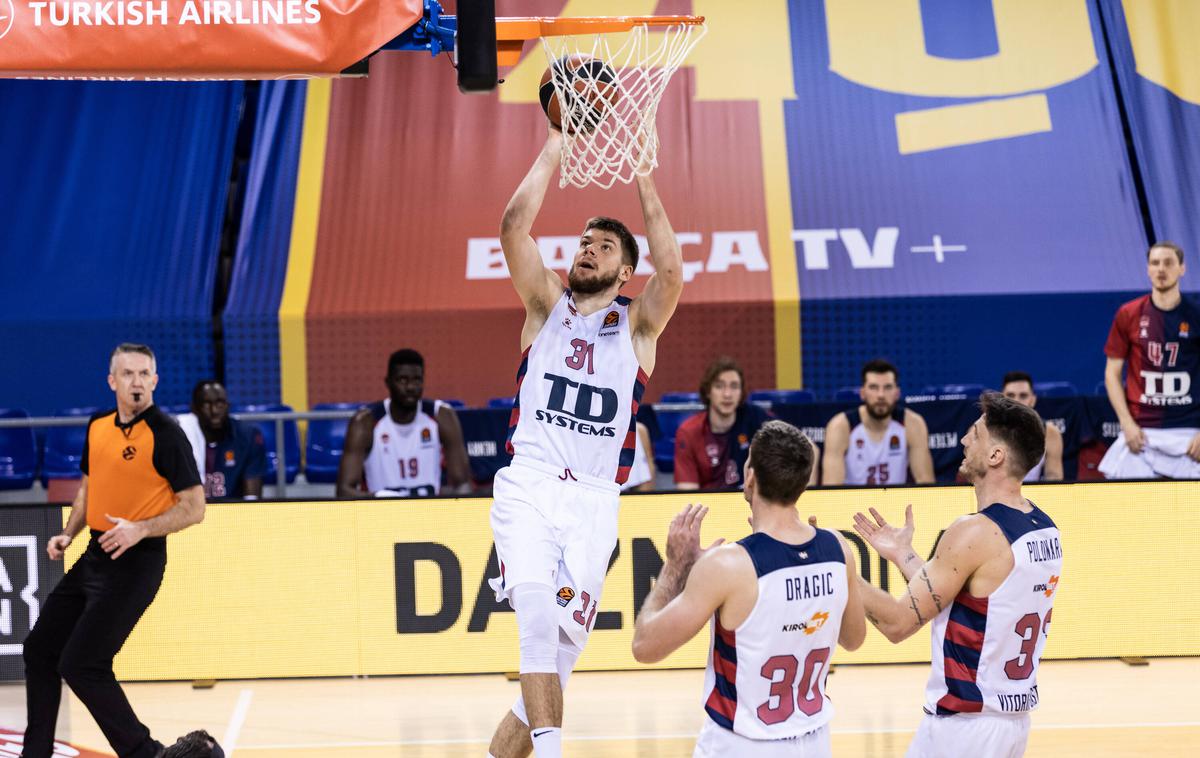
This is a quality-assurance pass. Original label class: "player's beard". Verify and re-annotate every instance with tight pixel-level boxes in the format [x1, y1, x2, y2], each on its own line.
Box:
[568, 264, 620, 295]
[865, 400, 894, 421]
[959, 455, 984, 483]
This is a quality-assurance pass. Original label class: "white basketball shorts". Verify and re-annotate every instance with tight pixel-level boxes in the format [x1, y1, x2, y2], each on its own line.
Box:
[906, 712, 1030, 758]
[693, 717, 831, 758]
[489, 455, 620, 649]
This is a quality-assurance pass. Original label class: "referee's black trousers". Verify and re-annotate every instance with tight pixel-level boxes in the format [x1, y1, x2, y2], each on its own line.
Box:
[23, 531, 167, 758]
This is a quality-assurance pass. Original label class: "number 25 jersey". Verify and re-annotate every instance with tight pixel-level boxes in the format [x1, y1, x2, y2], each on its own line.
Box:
[506, 290, 647, 484]
[925, 503, 1063, 716]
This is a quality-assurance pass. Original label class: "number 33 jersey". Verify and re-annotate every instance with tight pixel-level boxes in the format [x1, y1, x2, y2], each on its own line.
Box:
[925, 503, 1063, 716]
[506, 290, 647, 484]
[703, 529, 849, 740]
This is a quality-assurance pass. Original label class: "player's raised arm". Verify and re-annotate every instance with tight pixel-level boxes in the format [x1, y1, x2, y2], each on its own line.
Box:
[856, 516, 988, 643]
[836, 532, 867, 651]
[632, 504, 731, 663]
[499, 129, 570, 315]
[630, 172, 684, 338]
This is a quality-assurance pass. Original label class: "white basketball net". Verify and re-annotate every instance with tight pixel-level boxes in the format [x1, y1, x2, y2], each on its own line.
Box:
[540, 22, 707, 189]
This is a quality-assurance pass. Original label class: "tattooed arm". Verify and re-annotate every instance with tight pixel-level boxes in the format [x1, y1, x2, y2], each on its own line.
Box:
[853, 504, 923, 581]
[856, 516, 991, 643]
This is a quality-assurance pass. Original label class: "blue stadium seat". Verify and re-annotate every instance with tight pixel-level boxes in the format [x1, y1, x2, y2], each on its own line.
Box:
[652, 392, 703, 472]
[1033, 381, 1077, 398]
[487, 397, 517, 409]
[43, 407, 100, 482]
[0, 409, 37, 490]
[164, 403, 192, 415]
[1094, 381, 1108, 397]
[304, 402, 362, 484]
[233, 404, 300, 484]
[834, 387, 861, 403]
[749, 389, 816, 406]
[660, 391, 701, 403]
[442, 399, 466, 409]
[652, 405, 700, 474]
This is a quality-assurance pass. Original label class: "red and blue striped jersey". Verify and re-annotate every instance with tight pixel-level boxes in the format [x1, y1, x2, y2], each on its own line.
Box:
[923, 504, 1062, 716]
[702, 529, 848, 740]
[1105, 294, 1200, 429]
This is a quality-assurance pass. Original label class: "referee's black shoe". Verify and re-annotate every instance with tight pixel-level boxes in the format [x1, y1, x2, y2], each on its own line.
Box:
[160, 730, 224, 757]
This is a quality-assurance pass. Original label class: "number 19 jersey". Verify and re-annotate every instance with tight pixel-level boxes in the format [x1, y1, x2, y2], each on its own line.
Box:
[925, 503, 1063, 716]
[505, 290, 647, 484]
[703, 529, 848, 740]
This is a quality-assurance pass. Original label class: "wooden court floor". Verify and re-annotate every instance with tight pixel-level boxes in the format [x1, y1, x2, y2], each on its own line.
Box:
[1, 658, 1195, 756]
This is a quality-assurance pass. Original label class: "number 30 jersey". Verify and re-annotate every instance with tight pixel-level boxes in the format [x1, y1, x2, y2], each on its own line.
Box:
[703, 529, 848, 740]
[925, 503, 1063, 716]
[506, 290, 647, 484]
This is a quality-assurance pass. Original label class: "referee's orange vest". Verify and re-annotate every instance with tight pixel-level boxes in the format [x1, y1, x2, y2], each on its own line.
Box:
[84, 410, 179, 531]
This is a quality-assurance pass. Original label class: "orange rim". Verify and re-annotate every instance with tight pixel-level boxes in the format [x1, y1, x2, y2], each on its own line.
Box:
[495, 15, 705, 41]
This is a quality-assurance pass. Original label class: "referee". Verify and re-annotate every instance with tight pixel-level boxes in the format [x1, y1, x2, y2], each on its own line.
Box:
[22, 344, 216, 758]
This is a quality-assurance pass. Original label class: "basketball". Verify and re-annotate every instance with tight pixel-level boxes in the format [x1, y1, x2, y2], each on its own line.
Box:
[539, 53, 618, 132]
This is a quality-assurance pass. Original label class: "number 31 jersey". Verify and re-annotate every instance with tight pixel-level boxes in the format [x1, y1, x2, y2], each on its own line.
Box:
[506, 290, 647, 484]
[925, 503, 1063, 716]
[703, 529, 848, 740]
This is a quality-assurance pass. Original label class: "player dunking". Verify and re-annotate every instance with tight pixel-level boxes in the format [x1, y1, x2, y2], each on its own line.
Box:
[853, 393, 1062, 757]
[486, 126, 683, 758]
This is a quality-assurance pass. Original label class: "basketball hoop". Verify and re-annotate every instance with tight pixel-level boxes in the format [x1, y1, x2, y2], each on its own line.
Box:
[498, 16, 707, 189]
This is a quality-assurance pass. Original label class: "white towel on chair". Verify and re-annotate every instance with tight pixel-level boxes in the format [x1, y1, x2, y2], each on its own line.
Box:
[175, 411, 207, 482]
[1098, 427, 1200, 479]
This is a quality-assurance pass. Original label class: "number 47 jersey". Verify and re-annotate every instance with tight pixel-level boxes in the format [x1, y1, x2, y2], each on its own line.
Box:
[925, 503, 1063, 716]
[703, 529, 849, 740]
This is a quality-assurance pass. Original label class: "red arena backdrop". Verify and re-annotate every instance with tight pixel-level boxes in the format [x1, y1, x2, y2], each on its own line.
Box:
[0, 0, 423, 77]
[305, 20, 779, 407]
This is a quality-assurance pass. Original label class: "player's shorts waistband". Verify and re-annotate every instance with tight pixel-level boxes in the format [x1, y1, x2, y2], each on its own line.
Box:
[510, 455, 621, 494]
[922, 708, 1032, 721]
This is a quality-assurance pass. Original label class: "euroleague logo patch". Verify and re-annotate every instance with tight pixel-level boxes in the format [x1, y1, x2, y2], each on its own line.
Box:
[0, 1, 13, 42]
[603, 310, 619, 328]
[121, 446, 137, 461]
[556, 586, 576, 607]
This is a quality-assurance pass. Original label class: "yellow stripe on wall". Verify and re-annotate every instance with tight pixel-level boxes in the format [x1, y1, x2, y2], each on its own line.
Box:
[690, 1, 804, 390]
[278, 79, 332, 412]
[759, 99, 802, 389]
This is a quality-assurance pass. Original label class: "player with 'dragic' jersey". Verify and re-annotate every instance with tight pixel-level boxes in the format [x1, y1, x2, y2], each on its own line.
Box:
[854, 393, 1062, 758]
[632, 421, 866, 758]
[485, 127, 685, 758]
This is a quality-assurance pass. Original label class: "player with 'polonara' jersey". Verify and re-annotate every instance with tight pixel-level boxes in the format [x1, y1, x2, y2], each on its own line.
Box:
[485, 126, 685, 758]
[853, 392, 1062, 758]
[632, 421, 866, 758]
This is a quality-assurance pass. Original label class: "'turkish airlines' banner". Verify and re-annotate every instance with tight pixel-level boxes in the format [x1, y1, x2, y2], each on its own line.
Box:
[0, 0, 422, 78]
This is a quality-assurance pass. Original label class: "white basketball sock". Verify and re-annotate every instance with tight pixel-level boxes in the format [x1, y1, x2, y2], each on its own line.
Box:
[529, 726, 562, 757]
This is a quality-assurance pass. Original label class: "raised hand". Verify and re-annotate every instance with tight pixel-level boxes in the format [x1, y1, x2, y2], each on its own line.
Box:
[852, 504, 915, 565]
[666, 503, 724, 573]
